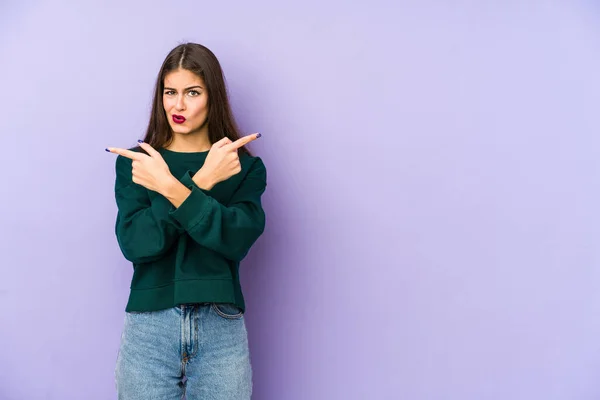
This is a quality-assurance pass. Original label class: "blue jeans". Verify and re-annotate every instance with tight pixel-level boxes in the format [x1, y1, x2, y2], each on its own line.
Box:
[115, 303, 252, 399]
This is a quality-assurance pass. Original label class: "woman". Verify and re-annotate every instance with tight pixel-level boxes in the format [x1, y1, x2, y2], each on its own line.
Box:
[106, 42, 266, 399]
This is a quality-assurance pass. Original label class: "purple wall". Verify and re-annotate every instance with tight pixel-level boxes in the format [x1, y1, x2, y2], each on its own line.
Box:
[1, 1, 600, 399]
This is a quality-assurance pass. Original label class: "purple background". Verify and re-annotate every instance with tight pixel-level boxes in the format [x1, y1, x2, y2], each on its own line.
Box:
[1, 1, 600, 399]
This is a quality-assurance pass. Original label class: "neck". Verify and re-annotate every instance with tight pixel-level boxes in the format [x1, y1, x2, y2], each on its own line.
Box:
[165, 131, 211, 152]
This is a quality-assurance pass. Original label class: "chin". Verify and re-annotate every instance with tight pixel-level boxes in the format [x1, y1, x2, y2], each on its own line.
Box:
[171, 125, 192, 134]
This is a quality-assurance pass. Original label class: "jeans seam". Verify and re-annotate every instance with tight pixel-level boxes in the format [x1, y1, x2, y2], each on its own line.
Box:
[191, 306, 200, 359]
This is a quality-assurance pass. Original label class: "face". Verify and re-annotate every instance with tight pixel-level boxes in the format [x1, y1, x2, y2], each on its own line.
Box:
[162, 68, 209, 137]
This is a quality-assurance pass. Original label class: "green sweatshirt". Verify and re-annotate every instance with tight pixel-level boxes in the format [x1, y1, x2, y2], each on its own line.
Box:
[113, 147, 266, 313]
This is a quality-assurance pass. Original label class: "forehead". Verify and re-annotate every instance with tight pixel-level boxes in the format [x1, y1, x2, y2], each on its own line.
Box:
[164, 68, 204, 87]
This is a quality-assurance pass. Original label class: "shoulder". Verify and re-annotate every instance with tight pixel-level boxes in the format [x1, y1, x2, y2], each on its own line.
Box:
[239, 153, 266, 179]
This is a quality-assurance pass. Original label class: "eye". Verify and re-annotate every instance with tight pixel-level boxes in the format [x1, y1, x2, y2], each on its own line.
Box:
[164, 90, 176, 96]
[188, 90, 201, 97]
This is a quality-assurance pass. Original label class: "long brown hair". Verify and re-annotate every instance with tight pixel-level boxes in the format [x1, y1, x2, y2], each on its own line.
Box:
[141, 43, 250, 155]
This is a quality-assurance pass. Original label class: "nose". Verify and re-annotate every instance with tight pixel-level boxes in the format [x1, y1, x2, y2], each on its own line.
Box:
[175, 94, 186, 111]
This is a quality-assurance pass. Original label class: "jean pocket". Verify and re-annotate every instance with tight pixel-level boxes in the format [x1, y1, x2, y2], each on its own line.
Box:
[211, 303, 243, 320]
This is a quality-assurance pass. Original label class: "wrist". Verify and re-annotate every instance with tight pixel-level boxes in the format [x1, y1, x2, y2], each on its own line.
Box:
[160, 175, 183, 198]
[192, 169, 215, 190]
[161, 176, 191, 208]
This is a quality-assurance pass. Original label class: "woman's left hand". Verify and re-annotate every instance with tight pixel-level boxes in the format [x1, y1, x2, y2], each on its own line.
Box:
[107, 142, 177, 195]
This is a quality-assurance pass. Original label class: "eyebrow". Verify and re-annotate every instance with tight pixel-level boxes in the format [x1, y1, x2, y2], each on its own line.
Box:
[164, 85, 204, 91]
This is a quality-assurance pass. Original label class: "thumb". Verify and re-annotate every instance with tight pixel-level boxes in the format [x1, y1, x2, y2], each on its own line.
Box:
[213, 136, 232, 148]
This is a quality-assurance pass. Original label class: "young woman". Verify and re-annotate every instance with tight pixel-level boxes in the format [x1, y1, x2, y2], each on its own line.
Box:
[106, 42, 266, 399]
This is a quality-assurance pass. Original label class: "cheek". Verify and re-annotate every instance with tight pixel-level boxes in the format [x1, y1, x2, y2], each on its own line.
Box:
[162, 98, 171, 111]
[190, 99, 209, 118]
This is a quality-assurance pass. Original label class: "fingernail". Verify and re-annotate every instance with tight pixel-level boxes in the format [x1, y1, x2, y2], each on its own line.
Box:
[137, 140, 144, 143]
[256, 133, 262, 138]
[105, 148, 110, 152]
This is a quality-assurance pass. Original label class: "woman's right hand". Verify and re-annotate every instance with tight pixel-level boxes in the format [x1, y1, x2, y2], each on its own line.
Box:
[193, 133, 261, 190]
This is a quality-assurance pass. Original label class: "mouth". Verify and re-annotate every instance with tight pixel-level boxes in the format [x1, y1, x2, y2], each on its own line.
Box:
[172, 115, 186, 124]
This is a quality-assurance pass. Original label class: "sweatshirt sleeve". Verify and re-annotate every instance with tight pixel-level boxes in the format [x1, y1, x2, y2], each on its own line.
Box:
[168, 157, 267, 262]
[114, 154, 184, 264]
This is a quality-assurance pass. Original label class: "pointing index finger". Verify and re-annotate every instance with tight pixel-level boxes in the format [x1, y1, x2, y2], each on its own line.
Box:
[228, 133, 261, 150]
[107, 147, 145, 161]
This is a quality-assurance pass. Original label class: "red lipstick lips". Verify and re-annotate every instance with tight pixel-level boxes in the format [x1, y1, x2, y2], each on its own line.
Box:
[172, 115, 186, 124]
